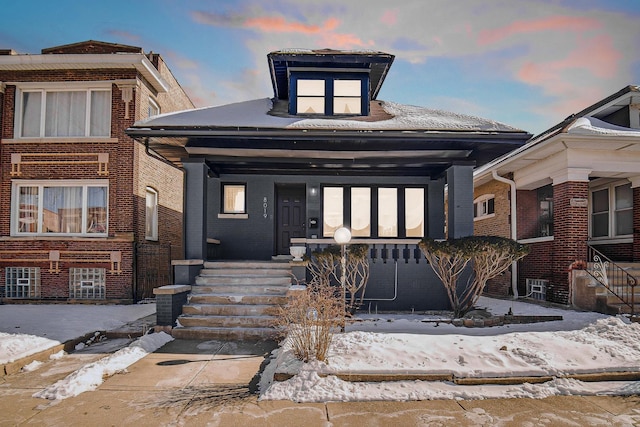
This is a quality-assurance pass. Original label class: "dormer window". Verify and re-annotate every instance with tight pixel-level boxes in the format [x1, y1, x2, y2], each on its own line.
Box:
[297, 79, 325, 114]
[334, 80, 361, 114]
[290, 74, 367, 116]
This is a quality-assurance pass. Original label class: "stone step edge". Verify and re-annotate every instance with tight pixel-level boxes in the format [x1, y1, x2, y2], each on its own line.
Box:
[273, 370, 640, 384]
[178, 314, 278, 320]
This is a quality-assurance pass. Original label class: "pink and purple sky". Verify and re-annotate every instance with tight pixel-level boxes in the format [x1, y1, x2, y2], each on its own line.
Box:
[3, 0, 639, 135]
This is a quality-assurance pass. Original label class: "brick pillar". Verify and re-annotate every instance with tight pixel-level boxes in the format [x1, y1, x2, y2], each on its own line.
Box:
[634, 186, 640, 262]
[551, 181, 589, 304]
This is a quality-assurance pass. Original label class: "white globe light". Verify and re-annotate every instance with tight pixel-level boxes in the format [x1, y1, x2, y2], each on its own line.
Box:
[333, 227, 352, 244]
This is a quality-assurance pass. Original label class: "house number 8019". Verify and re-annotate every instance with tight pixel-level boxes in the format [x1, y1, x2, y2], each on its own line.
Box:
[263, 197, 268, 218]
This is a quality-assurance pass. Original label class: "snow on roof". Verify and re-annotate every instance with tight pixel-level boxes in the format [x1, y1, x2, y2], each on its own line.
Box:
[134, 98, 524, 133]
[566, 116, 640, 136]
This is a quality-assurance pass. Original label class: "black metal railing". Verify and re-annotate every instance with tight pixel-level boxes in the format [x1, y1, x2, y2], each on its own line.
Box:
[586, 244, 637, 316]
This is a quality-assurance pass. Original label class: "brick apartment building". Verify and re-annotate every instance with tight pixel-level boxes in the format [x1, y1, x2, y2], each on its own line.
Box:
[0, 40, 194, 303]
[472, 86, 640, 306]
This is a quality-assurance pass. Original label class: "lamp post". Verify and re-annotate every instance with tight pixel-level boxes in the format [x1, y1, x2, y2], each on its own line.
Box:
[333, 227, 351, 330]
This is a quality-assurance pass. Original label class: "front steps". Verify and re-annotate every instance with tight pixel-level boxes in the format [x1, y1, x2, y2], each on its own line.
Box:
[172, 261, 292, 341]
[591, 262, 640, 315]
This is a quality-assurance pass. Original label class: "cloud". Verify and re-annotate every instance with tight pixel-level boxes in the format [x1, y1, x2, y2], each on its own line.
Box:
[191, 10, 246, 27]
[478, 15, 602, 46]
[244, 16, 339, 34]
[104, 30, 141, 44]
[380, 9, 398, 26]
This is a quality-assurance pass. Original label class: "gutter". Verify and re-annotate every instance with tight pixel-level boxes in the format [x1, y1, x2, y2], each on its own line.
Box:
[491, 171, 519, 298]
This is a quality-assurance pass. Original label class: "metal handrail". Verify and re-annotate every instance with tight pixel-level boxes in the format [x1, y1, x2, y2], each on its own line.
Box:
[586, 245, 637, 316]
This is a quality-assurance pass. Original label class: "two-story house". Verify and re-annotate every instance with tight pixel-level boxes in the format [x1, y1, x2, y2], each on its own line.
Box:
[127, 48, 530, 320]
[472, 85, 640, 313]
[0, 40, 194, 303]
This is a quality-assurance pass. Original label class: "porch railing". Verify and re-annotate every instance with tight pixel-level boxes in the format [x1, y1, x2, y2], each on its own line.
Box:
[586, 244, 637, 316]
[291, 238, 424, 264]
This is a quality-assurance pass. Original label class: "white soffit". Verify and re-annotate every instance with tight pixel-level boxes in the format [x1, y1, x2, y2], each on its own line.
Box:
[0, 53, 169, 93]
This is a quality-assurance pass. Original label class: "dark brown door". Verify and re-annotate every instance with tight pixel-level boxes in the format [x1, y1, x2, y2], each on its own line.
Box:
[276, 184, 306, 255]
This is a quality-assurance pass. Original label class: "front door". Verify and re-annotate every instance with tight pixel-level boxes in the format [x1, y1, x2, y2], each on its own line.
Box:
[276, 184, 306, 255]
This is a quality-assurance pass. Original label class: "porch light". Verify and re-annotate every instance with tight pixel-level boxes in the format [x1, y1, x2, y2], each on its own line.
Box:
[333, 227, 351, 245]
[334, 227, 351, 330]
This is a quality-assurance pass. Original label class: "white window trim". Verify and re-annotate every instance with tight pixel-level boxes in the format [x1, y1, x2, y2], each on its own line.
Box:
[15, 85, 112, 139]
[145, 187, 159, 241]
[589, 180, 632, 240]
[473, 194, 495, 221]
[148, 97, 160, 118]
[11, 179, 109, 237]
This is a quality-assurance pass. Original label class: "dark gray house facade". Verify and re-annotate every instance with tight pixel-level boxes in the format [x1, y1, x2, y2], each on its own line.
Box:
[127, 49, 530, 311]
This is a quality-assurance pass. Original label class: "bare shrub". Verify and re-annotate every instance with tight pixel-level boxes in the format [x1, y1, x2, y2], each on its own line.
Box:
[420, 236, 529, 318]
[274, 282, 343, 362]
[306, 244, 370, 315]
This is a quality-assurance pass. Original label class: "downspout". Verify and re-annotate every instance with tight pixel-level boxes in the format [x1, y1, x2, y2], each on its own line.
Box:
[491, 171, 519, 298]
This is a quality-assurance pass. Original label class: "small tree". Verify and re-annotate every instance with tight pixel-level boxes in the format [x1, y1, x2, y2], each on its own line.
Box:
[306, 244, 370, 315]
[340, 244, 370, 314]
[419, 236, 529, 318]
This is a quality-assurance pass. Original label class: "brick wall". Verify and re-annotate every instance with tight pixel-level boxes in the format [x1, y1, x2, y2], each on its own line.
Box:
[635, 187, 640, 262]
[516, 189, 540, 240]
[473, 180, 511, 237]
[517, 240, 554, 294]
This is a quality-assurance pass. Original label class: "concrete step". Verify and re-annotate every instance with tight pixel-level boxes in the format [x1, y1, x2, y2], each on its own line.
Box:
[194, 276, 291, 286]
[182, 304, 280, 316]
[171, 326, 279, 341]
[190, 283, 290, 295]
[179, 314, 276, 328]
[204, 261, 291, 270]
[188, 294, 289, 305]
[199, 268, 291, 277]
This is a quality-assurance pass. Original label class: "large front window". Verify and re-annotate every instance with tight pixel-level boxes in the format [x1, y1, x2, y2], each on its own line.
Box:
[20, 89, 111, 138]
[323, 186, 425, 238]
[13, 180, 108, 236]
[591, 182, 632, 238]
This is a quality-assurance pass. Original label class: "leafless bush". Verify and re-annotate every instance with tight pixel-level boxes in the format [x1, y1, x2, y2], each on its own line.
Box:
[274, 282, 343, 362]
[306, 244, 370, 315]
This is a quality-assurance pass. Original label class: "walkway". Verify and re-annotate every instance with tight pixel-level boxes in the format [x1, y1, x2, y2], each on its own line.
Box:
[1, 338, 639, 426]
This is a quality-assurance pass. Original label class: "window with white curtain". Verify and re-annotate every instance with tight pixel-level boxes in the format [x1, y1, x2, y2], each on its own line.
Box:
[12, 180, 108, 236]
[20, 89, 111, 138]
[222, 184, 246, 214]
[146, 188, 158, 240]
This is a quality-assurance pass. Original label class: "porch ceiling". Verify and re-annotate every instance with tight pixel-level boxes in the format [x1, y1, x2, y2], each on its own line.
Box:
[136, 131, 527, 178]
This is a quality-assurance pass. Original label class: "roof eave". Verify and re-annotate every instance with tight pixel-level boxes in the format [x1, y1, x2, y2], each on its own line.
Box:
[0, 53, 170, 93]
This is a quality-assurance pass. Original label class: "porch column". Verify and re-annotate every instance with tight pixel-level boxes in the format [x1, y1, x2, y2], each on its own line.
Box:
[551, 169, 590, 304]
[446, 165, 474, 239]
[428, 178, 446, 239]
[183, 159, 209, 260]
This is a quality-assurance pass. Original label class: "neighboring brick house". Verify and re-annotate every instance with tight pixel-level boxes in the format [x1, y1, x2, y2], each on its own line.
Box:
[472, 86, 640, 305]
[0, 40, 194, 303]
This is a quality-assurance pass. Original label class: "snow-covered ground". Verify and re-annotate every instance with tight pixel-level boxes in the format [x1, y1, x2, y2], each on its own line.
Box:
[258, 297, 640, 402]
[2, 297, 640, 403]
[0, 303, 156, 364]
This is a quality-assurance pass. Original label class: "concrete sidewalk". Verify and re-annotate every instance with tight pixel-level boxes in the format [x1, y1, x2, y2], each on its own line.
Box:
[1, 337, 639, 426]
